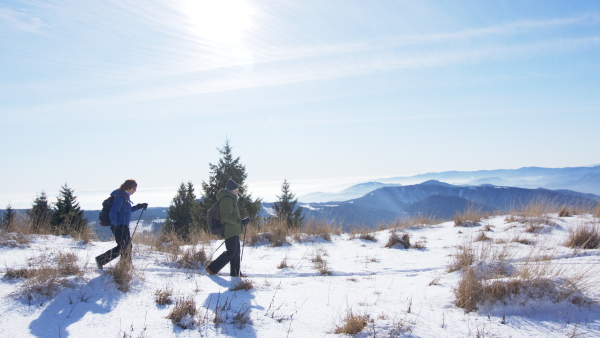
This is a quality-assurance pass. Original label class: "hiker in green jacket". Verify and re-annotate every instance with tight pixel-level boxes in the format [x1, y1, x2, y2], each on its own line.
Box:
[205, 179, 250, 277]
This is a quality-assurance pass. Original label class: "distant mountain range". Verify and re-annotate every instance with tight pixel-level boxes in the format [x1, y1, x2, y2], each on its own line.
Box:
[299, 165, 600, 203]
[290, 180, 600, 229]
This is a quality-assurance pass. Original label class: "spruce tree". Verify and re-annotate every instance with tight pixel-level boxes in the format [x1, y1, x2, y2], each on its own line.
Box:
[27, 191, 52, 233]
[199, 140, 262, 232]
[2, 203, 16, 230]
[273, 179, 304, 228]
[51, 184, 88, 235]
[163, 182, 200, 240]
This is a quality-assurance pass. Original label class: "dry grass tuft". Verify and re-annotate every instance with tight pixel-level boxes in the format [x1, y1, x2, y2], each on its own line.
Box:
[350, 230, 377, 242]
[474, 231, 491, 242]
[334, 310, 370, 335]
[8, 251, 84, 303]
[166, 296, 197, 328]
[230, 278, 255, 291]
[564, 222, 600, 249]
[385, 232, 410, 249]
[447, 242, 475, 273]
[454, 208, 484, 227]
[109, 255, 134, 292]
[454, 267, 483, 312]
[277, 258, 289, 269]
[176, 246, 208, 269]
[155, 287, 173, 305]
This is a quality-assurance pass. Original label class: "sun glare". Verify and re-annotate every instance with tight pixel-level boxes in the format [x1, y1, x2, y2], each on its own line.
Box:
[182, 0, 255, 44]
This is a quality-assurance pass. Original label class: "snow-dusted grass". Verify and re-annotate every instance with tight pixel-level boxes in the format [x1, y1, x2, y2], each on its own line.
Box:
[1, 213, 600, 337]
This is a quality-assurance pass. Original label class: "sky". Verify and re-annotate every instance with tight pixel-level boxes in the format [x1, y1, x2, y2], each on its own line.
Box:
[2, 0, 600, 209]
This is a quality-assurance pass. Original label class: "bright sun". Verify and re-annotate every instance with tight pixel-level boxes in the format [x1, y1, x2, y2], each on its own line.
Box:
[182, 0, 255, 44]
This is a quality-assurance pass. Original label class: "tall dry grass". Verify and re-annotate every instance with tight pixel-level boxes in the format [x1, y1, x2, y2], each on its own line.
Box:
[453, 231, 598, 313]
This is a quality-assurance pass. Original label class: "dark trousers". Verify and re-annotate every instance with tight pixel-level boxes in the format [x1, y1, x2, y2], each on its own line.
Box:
[207, 235, 241, 276]
[96, 225, 132, 266]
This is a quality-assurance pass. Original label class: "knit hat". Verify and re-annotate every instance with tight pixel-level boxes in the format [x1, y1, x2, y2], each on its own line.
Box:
[226, 179, 239, 191]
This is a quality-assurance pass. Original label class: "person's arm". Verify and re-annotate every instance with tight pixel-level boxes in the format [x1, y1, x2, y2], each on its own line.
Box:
[109, 194, 125, 225]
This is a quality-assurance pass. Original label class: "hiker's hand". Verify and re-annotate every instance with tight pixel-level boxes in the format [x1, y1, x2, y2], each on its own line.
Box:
[241, 217, 250, 226]
[136, 203, 148, 210]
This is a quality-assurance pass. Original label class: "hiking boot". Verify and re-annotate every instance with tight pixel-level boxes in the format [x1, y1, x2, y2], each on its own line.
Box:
[95, 257, 103, 270]
[205, 267, 217, 275]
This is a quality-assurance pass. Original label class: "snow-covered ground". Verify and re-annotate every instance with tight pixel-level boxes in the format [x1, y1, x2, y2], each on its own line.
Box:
[1, 214, 600, 337]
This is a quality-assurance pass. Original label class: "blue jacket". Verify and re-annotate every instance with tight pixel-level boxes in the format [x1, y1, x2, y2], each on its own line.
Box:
[108, 189, 142, 226]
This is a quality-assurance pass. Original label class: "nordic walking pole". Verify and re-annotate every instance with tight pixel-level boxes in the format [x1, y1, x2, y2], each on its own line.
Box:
[240, 220, 248, 262]
[131, 207, 145, 238]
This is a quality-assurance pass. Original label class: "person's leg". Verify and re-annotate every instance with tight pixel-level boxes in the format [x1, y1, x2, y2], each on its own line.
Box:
[229, 238, 241, 276]
[119, 226, 132, 264]
[96, 226, 125, 267]
[207, 235, 239, 274]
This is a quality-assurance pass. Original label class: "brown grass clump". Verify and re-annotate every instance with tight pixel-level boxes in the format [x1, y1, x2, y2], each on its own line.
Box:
[454, 267, 483, 312]
[334, 310, 370, 335]
[277, 258, 289, 269]
[175, 246, 208, 269]
[385, 232, 410, 249]
[109, 255, 134, 292]
[454, 208, 484, 227]
[8, 251, 84, 303]
[564, 222, 600, 249]
[474, 231, 491, 242]
[167, 296, 197, 328]
[155, 287, 173, 305]
[350, 229, 377, 242]
[447, 241, 475, 273]
[383, 215, 440, 231]
[230, 278, 255, 291]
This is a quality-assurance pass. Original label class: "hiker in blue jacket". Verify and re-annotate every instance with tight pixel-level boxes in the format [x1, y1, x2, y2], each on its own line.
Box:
[95, 179, 147, 270]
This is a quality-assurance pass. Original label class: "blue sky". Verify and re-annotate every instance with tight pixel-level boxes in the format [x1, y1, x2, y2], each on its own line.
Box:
[2, 0, 600, 209]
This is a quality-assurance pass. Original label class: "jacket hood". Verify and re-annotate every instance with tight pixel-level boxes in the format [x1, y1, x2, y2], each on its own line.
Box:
[217, 188, 237, 201]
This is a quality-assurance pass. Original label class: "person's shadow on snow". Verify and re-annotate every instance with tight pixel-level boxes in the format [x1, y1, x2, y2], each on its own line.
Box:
[29, 274, 122, 338]
[201, 275, 264, 338]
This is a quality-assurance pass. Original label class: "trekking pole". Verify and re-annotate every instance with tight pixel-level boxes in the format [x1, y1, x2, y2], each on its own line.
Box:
[240, 220, 248, 262]
[130, 208, 145, 238]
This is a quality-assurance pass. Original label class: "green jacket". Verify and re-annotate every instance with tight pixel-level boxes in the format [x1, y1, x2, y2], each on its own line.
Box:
[217, 189, 242, 239]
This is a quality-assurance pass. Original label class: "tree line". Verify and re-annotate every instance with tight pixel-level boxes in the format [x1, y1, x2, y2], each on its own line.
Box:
[2, 140, 304, 239]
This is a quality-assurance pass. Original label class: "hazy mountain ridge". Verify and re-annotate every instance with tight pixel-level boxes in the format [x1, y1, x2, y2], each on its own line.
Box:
[377, 165, 600, 195]
[298, 181, 600, 228]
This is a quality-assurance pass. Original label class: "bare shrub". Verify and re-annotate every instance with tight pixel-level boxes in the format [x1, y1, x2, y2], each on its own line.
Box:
[155, 287, 173, 305]
[230, 278, 254, 291]
[248, 228, 289, 247]
[385, 232, 410, 249]
[564, 223, 600, 249]
[334, 310, 369, 335]
[167, 296, 197, 328]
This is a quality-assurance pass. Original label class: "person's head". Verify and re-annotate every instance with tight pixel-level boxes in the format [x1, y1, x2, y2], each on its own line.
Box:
[226, 179, 239, 195]
[119, 179, 138, 194]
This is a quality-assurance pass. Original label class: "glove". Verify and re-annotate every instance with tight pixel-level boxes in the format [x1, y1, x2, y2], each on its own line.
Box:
[136, 203, 148, 211]
[241, 217, 250, 226]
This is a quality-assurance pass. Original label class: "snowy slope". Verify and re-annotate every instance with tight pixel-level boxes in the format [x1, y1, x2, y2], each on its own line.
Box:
[1, 214, 600, 337]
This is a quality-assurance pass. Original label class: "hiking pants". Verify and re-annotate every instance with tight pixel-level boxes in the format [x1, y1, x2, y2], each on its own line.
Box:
[207, 235, 240, 276]
[96, 225, 132, 266]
